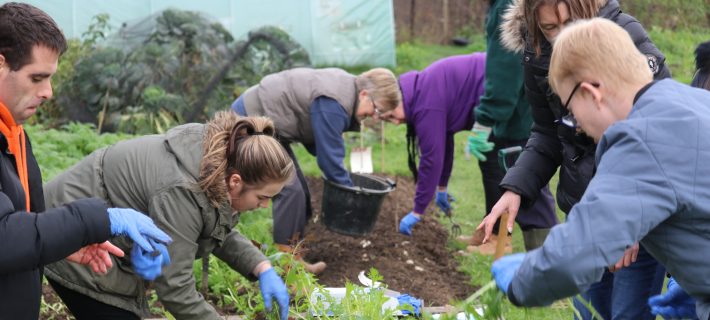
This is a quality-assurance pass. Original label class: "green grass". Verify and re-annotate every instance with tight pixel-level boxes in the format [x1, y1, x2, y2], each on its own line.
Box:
[647, 28, 708, 84]
[624, 0, 710, 31]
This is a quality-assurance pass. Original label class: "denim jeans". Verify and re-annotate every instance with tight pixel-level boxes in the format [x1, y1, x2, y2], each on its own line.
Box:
[573, 244, 665, 320]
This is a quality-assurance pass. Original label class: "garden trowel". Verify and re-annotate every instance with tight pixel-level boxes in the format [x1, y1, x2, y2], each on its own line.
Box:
[350, 123, 373, 173]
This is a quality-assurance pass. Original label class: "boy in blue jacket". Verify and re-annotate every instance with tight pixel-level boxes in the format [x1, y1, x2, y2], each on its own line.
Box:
[492, 18, 710, 320]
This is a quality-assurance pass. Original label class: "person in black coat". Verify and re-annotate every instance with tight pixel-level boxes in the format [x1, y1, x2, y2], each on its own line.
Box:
[0, 3, 171, 319]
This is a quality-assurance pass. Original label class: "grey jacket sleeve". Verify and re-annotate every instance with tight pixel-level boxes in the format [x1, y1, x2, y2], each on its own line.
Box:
[509, 123, 678, 306]
[149, 187, 222, 320]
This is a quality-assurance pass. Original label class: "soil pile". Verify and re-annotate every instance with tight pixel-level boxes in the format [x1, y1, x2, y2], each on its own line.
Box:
[303, 176, 474, 306]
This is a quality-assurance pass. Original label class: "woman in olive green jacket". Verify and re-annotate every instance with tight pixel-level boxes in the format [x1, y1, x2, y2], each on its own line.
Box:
[43, 112, 294, 320]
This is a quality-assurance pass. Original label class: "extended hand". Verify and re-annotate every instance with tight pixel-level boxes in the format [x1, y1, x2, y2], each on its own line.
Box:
[477, 190, 520, 243]
[491, 253, 525, 295]
[108, 208, 172, 252]
[131, 238, 171, 280]
[399, 211, 421, 236]
[258, 267, 290, 320]
[467, 123, 494, 161]
[66, 241, 124, 274]
[648, 277, 697, 319]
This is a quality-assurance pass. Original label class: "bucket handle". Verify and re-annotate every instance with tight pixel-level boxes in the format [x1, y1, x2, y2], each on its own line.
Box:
[385, 178, 397, 190]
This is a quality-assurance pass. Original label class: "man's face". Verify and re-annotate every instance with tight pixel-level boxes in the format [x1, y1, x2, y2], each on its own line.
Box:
[0, 45, 58, 124]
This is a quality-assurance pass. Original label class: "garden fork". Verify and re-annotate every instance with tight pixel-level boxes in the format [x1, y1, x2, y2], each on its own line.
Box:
[445, 207, 462, 237]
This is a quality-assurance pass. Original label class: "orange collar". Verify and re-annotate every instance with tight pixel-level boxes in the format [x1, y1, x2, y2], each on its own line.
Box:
[0, 102, 29, 212]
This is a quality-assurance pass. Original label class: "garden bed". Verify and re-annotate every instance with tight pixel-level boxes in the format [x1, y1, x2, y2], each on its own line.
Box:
[304, 176, 474, 306]
[40, 175, 474, 319]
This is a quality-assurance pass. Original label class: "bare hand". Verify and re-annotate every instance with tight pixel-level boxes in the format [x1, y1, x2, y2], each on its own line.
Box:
[66, 241, 124, 274]
[476, 191, 521, 243]
[608, 243, 639, 272]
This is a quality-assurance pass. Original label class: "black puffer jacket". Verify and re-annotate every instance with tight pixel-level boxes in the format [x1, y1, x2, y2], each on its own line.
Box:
[498, 0, 671, 213]
[0, 134, 111, 320]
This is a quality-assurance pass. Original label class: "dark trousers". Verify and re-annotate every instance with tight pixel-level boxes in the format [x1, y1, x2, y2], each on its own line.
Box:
[48, 278, 140, 320]
[272, 141, 312, 245]
[478, 134, 558, 232]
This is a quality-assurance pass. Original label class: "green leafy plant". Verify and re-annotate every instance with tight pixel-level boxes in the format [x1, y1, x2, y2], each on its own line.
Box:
[54, 10, 311, 134]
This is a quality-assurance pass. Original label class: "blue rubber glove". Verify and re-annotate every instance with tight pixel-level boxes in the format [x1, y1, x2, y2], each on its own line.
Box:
[467, 122, 495, 162]
[399, 211, 421, 236]
[131, 238, 171, 280]
[397, 294, 422, 316]
[108, 208, 172, 252]
[648, 277, 697, 319]
[435, 191, 455, 214]
[491, 253, 525, 295]
[258, 267, 290, 320]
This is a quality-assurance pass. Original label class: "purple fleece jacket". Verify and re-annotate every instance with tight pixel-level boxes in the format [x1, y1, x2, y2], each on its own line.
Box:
[400, 52, 486, 214]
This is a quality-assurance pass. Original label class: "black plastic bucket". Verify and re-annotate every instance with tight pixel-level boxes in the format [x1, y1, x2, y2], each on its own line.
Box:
[321, 173, 396, 236]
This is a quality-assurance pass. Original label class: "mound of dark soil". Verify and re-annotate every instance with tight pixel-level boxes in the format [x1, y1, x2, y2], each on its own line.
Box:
[303, 176, 474, 306]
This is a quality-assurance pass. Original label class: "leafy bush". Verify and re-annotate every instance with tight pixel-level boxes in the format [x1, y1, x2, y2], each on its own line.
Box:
[55, 10, 310, 134]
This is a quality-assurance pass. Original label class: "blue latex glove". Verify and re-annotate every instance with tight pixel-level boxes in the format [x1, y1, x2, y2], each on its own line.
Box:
[435, 191, 455, 214]
[399, 211, 421, 236]
[648, 277, 697, 319]
[131, 238, 171, 280]
[467, 123, 495, 162]
[491, 253, 525, 295]
[108, 208, 172, 252]
[258, 267, 290, 320]
[397, 294, 422, 316]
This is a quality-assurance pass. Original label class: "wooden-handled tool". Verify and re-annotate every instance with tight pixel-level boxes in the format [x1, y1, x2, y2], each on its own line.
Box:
[494, 212, 510, 260]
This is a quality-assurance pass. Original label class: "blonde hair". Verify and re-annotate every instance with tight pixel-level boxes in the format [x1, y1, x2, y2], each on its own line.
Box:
[199, 111, 294, 207]
[524, 0, 603, 56]
[355, 68, 401, 112]
[549, 18, 653, 95]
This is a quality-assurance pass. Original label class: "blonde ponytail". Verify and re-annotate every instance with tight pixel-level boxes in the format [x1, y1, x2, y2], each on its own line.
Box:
[199, 111, 294, 207]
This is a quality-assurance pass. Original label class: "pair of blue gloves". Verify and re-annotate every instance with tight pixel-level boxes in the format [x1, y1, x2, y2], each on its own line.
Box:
[108, 208, 172, 280]
[492, 254, 698, 320]
[258, 267, 290, 320]
[399, 191, 455, 235]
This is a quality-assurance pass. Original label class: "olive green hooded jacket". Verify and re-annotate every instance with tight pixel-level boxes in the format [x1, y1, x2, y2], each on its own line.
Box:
[43, 122, 267, 319]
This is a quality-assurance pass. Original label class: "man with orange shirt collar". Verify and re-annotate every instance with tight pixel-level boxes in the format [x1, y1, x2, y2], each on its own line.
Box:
[0, 3, 172, 319]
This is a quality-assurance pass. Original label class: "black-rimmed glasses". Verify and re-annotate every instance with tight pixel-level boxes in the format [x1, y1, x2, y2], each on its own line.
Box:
[370, 96, 382, 116]
[560, 82, 582, 128]
[560, 82, 599, 128]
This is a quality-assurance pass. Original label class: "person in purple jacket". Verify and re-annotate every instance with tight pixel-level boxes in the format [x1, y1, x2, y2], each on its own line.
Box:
[378, 52, 485, 235]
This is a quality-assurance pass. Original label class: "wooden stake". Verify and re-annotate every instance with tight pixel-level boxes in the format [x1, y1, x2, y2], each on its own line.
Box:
[494, 213, 510, 260]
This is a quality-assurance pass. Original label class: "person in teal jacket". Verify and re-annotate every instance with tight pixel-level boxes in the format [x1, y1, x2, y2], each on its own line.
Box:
[465, 0, 557, 252]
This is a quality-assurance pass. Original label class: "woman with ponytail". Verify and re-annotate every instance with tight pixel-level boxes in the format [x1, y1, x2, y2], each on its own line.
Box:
[42, 112, 294, 320]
